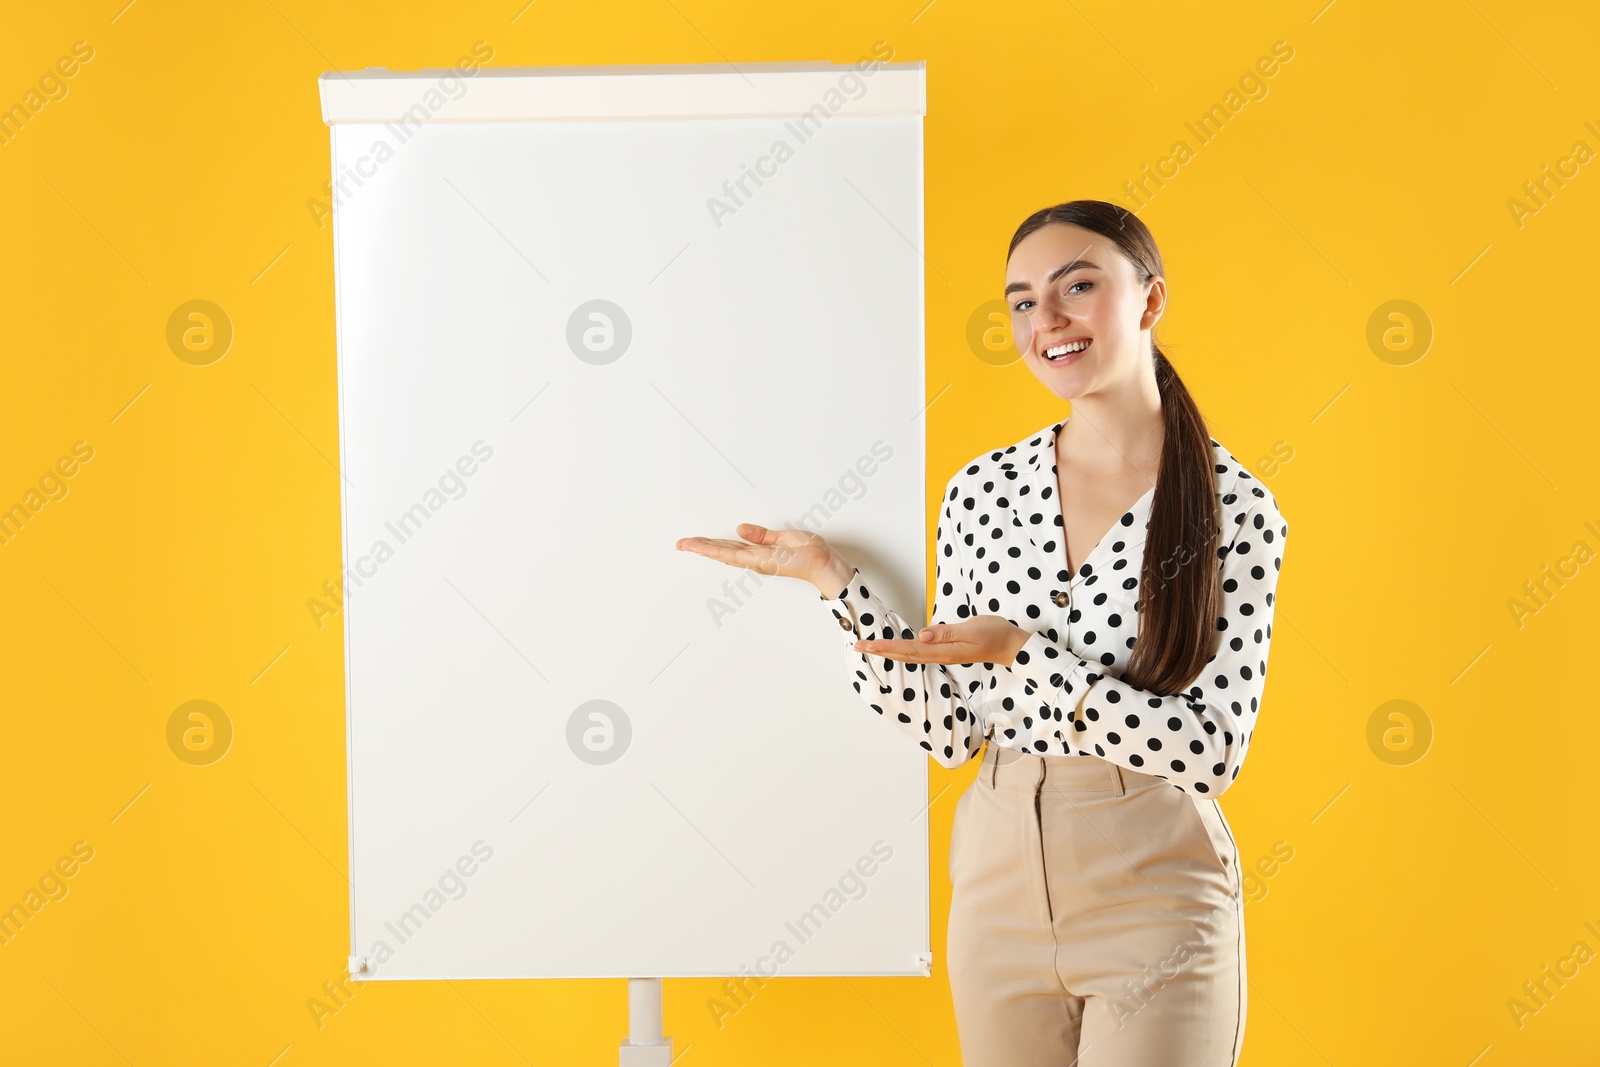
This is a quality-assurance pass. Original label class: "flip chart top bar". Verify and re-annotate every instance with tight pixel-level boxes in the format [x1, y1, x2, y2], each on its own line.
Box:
[319, 61, 926, 124]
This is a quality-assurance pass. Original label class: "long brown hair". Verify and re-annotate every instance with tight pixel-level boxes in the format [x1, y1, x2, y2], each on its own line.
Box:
[1007, 200, 1219, 697]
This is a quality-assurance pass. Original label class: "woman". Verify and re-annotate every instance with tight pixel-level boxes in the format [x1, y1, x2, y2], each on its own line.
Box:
[677, 199, 1287, 1066]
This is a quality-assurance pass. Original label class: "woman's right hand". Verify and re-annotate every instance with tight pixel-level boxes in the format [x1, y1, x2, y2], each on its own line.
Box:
[675, 523, 855, 597]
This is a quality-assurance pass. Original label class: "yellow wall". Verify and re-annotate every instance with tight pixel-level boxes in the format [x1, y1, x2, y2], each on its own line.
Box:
[2, 1, 1596, 1063]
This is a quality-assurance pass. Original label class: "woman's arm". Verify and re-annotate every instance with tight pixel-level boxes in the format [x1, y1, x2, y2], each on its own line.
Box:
[823, 477, 1288, 796]
[817, 476, 1080, 768]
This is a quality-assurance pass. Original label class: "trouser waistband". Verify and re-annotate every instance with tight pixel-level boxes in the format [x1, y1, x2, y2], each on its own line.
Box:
[982, 740, 1166, 796]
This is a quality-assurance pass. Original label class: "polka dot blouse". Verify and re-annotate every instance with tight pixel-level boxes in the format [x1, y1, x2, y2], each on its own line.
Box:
[817, 416, 1288, 797]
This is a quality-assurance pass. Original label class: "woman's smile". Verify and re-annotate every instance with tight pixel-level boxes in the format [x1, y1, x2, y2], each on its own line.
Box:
[1042, 336, 1092, 364]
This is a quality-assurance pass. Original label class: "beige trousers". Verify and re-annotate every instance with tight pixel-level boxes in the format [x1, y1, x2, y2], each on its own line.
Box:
[947, 742, 1246, 1066]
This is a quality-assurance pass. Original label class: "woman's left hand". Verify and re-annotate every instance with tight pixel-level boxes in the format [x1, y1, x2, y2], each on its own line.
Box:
[855, 616, 1032, 667]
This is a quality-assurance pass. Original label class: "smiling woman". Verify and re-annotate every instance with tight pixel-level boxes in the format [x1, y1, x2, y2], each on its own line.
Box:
[679, 199, 1287, 1067]
[962, 201, 1285, 1067]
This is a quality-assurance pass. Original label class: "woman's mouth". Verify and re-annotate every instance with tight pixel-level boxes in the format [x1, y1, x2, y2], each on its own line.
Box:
[1042, 338, 1092, 363]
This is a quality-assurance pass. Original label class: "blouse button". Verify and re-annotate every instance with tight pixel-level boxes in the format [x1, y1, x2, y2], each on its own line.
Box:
[1052, 591, 1069, 608]
[838, 616, 854, 631]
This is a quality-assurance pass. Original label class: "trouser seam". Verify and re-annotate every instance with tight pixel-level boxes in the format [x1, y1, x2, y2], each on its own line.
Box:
[1228, 888, 1244, 1063]
[1034, 757, 1053, 925]
[1219, 799, 1245, 1065]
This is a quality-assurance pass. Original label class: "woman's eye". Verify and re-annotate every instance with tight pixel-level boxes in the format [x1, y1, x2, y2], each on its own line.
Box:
[1012, 282, 1089, 311]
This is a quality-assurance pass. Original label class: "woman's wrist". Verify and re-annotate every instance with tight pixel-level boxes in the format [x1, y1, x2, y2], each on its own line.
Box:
[1001, 623, 1032, 667]
[814, 555, 856, 599]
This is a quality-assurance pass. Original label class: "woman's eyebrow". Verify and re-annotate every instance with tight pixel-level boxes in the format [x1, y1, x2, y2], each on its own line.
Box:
[1004, 258, 1101, 296]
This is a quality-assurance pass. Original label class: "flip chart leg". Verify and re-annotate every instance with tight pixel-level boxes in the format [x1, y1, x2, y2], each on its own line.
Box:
[619, 977, 673, 1066]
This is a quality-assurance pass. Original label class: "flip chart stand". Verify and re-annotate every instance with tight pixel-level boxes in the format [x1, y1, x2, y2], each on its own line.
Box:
[619, 978, 673, 1066]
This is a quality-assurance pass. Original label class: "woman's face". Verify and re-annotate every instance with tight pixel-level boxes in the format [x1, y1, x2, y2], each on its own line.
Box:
[1004, 222, 1163, 400]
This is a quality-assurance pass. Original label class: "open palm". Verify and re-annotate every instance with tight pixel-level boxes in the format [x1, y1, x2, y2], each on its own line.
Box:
[856, 615, 1031, 668]
[675, 522, 836, 584]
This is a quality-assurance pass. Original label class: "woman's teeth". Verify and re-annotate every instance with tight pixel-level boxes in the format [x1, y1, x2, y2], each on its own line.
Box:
[1044, 339, 1091, 361]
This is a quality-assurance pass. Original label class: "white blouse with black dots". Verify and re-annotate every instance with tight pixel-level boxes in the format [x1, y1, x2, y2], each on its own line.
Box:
[817, 416, 1288, 798]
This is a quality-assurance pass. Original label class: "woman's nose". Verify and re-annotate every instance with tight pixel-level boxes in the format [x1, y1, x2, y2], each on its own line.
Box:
[1032, 308, 1072, 336]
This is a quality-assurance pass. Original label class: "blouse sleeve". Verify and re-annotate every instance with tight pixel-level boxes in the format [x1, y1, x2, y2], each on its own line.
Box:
[816, 476, 1062, 769]
[1032, 489, 1289, 797]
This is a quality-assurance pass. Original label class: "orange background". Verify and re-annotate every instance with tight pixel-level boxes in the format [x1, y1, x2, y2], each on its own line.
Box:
[2, 1, 1597, 1063]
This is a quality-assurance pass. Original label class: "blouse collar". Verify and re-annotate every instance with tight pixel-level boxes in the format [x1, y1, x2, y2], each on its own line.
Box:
[1016, 416, 1158, 586]
[1005, 415, 1245, 584]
